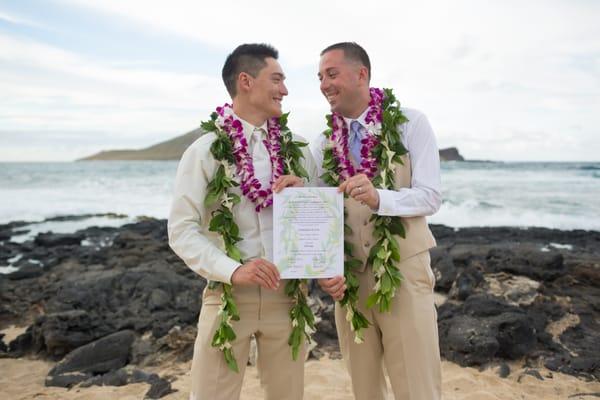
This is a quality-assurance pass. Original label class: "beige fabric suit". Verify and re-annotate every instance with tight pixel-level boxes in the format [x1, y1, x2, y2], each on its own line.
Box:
[190, 284, 305, 400]
[169, 119, 317, 400]
[336, 152, 442, 400]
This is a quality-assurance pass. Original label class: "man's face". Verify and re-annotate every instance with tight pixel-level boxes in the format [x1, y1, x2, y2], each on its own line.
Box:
[318, 49, 363, 117]
[247, 57, 288, 119]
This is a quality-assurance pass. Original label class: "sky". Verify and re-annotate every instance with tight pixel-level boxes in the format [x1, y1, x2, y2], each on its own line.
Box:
[1, 0, 599, 162]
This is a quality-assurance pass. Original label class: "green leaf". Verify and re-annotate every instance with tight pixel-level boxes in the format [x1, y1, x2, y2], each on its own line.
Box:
[376, 246, 388, 260]
[293, 140, 308, 148]
[224, 348, 239, 372]
[284, 279, 297, 297]
[227, 300, 240, 320]
[367, 243, 382, 263]
[325, 114, 333, 128]
[381, 273, 392, 294]
[354, 312, 371, 329]
[293, 163, 309, 180]
[223, 324, 237, 341]
[388, 238, 401, 261]
[301, 303, 314, 324]
[379, 295, 391, 313]
[209, 212, 226, 231]
[366, 292, 379, 309]
[230, 247, 243, 263]
[345, 272, 359, 287]
[388, 217, 406, 238]
[205, 191, 220, 208]
[279, 112, 289, 127]
[345, 258, 362, 270]
[201, 120, 217, 132]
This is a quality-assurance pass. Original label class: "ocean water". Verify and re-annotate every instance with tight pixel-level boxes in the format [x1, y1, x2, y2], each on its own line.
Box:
[0, 161, 599, 234]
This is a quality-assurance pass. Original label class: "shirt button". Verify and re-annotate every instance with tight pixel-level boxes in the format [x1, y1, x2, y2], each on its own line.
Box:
[363, 220, 368, 226]
[364, 242, 370, 247]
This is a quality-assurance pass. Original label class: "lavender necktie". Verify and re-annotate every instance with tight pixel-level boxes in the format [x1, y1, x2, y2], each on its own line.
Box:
[349, 120, 364, 163]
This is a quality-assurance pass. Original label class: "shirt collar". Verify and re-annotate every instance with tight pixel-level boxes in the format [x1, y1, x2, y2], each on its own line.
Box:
[343, 106, 370, 130]
[234, 112, 268, 142]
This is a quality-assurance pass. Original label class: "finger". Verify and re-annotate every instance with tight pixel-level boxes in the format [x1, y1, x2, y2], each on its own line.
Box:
[354, 191, 369, 202]
[261, 259, 281, 280]
[290, 177, 303, 187]
[282, 176, 301, 189]
[325, 281, 345, 297]
[252, 270, 274, 289]
[272, 176, 284, 192]
[351, 185, 363, 198]
[273, 176, 289, 193]
[276, 176, 301, 192]
[355, 188, 377, 208]
[256, 266, 277, 289]
[338, 180, 348, 193]
[345, 176, 363, 195]
[259, 260, 281, 287]
[330, 282, 346, 294]
[317, 278, 330, 288]
[321, 276, 344, 289]
[246, 262, 270, 288]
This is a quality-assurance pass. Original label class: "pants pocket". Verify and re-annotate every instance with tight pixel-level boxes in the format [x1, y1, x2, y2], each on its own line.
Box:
[417, 251, 436, 291]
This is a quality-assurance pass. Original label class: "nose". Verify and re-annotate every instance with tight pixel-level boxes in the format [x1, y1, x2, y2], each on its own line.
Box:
[281, 82, 288, 96]
[320, 77, 329, 94]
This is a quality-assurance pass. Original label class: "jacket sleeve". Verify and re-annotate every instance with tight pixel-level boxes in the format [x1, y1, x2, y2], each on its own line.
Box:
[167, 143, 240, 284]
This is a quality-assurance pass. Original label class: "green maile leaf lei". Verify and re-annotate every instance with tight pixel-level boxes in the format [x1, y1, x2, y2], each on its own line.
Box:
[201, 105, 315, 372]
[320, 88, 409, 343]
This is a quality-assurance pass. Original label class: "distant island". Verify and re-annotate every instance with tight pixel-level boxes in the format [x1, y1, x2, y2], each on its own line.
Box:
[79, 129, 465, 162]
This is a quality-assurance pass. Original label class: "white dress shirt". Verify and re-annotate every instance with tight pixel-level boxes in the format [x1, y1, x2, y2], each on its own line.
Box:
[168, 114, 318, 284]
[312, 107, 442, 217]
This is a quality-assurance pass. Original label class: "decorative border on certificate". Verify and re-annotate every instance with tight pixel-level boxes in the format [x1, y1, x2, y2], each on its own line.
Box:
[273, 187, 344, 279]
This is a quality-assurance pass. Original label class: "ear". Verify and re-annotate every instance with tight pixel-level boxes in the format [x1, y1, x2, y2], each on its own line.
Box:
[358, 65, 369, 84]
[237, 72, 252, 94]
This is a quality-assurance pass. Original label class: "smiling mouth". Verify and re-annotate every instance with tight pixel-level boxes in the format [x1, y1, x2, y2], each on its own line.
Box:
[324, 92, 338, 103]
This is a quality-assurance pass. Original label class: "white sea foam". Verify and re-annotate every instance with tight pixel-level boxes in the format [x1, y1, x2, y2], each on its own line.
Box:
[9, 215, 136, 243]
[0, 265, 19, 274]
[1, 161, 599, 232]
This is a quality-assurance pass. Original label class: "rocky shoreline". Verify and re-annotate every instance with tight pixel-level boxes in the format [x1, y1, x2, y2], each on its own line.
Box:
[1, 217, 598, 397]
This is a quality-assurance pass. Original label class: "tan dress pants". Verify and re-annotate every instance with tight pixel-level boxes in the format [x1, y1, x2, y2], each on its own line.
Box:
[335, 251, 442, 400]
[190, 284, 305, 400]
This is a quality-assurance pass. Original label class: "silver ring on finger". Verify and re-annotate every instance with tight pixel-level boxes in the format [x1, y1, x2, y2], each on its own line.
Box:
[357, 186, 362, 194]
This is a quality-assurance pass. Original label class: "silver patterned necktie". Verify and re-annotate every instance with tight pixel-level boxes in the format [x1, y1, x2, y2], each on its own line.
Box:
[251, 127, 270, 187]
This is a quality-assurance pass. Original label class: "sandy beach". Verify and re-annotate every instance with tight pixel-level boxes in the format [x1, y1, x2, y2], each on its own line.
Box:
[2, 218, 599, 399]
[1, 356, 599, 400]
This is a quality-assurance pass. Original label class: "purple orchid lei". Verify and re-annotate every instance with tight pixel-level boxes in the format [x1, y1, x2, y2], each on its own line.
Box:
[216, 103, 285, 212]
[330, 87, 384, 179]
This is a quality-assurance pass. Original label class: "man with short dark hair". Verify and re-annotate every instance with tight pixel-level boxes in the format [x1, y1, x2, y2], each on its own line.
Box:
[169, 43, 317, 400]
[313, 42, 442, 400]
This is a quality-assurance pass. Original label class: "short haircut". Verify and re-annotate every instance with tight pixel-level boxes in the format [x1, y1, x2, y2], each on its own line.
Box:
[320, 42, 371, 80]
[222, 43, 279, 97]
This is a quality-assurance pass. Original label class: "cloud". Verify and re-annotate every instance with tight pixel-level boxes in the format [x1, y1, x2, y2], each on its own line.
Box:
[0, 9, 46, 29]
[0, 32, 225, 143]
[1, 0, 599, 161]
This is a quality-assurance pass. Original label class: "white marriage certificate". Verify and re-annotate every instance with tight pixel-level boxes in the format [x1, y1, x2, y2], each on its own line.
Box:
[273, 187, 344, 279]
